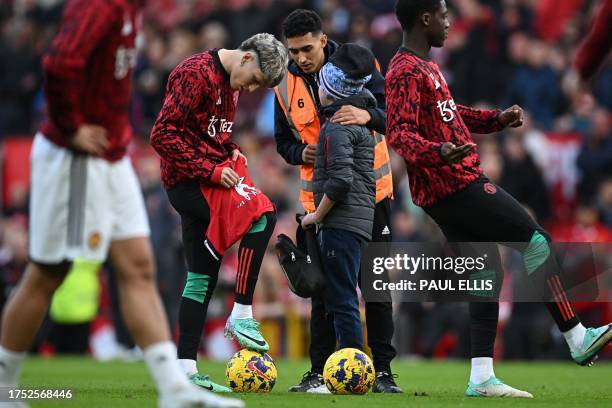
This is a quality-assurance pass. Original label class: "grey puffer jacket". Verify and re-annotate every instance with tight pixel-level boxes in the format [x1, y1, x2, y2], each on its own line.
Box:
[313, 91, 376, 240]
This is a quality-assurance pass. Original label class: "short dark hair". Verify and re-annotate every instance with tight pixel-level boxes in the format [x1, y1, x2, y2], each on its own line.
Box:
[282, 9, 322, 39]
[395, 0, 442, 31]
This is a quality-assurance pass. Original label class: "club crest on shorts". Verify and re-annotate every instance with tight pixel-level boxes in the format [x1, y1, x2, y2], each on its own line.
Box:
[88, 231, 102, 249]
[484, 183, 497, 194]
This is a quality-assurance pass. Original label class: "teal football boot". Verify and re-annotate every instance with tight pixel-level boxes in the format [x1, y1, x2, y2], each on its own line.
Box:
[189, 373, 232, 393]
[224, 316, 269, 353]
[571, 324, 612, 366]
[466, 376, 533, 398]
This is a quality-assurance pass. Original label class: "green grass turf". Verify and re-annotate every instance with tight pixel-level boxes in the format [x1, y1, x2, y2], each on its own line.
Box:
[18, 357, 611, 407]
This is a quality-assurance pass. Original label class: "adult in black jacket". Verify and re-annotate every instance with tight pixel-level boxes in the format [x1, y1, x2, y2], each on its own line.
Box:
[274, 9, 401, 394]
[301, 43, 376, 360]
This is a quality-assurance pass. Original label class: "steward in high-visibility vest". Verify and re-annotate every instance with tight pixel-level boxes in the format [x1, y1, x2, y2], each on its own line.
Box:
[275, 9, 401, 393]
[274, 39, 393, 214]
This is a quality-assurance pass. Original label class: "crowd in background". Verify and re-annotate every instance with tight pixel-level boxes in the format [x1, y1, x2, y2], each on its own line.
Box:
[0, 0, 611, 361]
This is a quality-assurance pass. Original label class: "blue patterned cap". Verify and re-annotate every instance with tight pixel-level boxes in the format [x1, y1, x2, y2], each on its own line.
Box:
[318, 62, 372, 100]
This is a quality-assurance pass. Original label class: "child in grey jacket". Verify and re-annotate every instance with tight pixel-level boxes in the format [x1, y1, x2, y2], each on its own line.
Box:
[301, 43, 377, 351]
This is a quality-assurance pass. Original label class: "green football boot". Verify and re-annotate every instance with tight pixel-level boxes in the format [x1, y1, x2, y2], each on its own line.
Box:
[189, 373, 232, 393]
[571, 324, 612, 366]
[466, 376, 533, 398]
[224, 316, 269, 353]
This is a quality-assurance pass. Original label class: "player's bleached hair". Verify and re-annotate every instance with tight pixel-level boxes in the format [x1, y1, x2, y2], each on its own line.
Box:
[239, 33, 288, 88]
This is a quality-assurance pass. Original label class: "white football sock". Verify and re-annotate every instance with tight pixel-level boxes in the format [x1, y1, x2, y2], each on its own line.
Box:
[143, 342, 190, 394]
[231, 303, 253, 320]
[563, 323, 587, 353]
[470, 357, 495, 384]
[178, 359, 198, 377]
[0, 346, 26, 386]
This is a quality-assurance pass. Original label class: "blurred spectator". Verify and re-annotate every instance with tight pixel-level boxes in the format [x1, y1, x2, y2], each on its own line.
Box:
[0, 16, 42, 136]
[592, 64, 612, 110]
[551, 201, 612, 242]
[448, 0, 501, 104]
[533, 0, 583, 43]
[556, 90, 598, 134]
[164, 27, 198, 71]
[347, 13, 372, 49]
[319, 0, 350, 43]
[391, 208, 427, 242]
[576, 108, 612, 199]
[132, 33, 168, 137]
[370, 14, 402, 72]
[499, 132, 551, 222]
[479, 137, 503, 184]
[199, 20, 229, 50]
[255, 91, 276, 138]
[504, 38, 563, 129]
[596, 179, 612, 226]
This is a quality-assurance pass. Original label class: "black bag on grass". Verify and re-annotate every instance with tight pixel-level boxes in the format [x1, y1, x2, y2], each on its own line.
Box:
[275, 226, 325, 298]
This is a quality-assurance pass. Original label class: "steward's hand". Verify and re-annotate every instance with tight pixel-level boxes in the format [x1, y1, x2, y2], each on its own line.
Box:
[331, 105, 372, 126]
[301, 144, 317, 164]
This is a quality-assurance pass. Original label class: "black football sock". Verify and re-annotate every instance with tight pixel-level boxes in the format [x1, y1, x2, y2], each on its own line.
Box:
[177, 272, 219, 360]
[177, 243, 221, 360]
[234, 212, 276, 305]
[469, 301, 499, 358]
[523, 231, 580, 332]
[464, 243, 504, 359]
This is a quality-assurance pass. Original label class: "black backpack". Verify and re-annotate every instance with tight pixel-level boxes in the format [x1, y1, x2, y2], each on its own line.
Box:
[275, 226, 325, 298]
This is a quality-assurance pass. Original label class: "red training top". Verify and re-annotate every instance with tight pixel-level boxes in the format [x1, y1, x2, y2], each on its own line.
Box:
[41, 0, 139, 162]
[150, 50, 240, 188]
[574, 0, 612, 80]
[385, 48, 503, 207]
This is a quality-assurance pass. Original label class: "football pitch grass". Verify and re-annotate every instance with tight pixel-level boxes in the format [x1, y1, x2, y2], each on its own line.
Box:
[20, 357, 611, 407]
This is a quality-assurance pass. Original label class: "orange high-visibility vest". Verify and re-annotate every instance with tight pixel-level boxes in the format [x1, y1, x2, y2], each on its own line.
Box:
[274, 66, 393, 213]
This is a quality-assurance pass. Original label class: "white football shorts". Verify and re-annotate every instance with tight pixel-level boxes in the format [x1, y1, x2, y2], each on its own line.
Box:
[29, 132, 150, 264]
